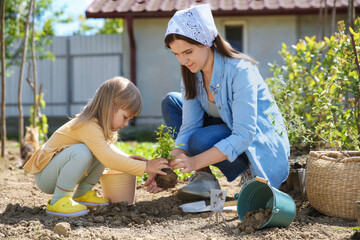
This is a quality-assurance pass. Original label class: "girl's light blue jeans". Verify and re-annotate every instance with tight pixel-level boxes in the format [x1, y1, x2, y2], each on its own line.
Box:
[34, 144, 104, 195]
[161, 92, 249, 182]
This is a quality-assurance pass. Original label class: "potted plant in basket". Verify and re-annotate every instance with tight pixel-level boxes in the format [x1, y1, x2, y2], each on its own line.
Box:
[268, 19, 360, 220]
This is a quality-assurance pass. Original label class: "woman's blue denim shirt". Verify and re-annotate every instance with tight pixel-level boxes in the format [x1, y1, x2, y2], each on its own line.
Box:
[175, 50, 290, 188]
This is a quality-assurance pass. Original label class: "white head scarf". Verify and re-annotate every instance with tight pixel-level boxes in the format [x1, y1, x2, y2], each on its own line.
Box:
[165, 4, 218, 47]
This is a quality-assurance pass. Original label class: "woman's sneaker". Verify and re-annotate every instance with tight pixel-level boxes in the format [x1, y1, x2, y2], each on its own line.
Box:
[73, 190, 109, 207]
[238, 169, 252, 189]
[177, 171, 221, 201]
[46, 195, 88, 217]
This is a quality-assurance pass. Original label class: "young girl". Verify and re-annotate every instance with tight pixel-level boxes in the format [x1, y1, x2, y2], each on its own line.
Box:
[24, 76, 169, 217]
[146, 4, 290, 199]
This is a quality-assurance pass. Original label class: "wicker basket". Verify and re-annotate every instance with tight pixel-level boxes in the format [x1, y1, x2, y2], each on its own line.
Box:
[306, 151, 360, 220]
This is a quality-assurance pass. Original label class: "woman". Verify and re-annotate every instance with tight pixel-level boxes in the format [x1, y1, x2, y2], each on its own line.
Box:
[146, 4, 290, 200]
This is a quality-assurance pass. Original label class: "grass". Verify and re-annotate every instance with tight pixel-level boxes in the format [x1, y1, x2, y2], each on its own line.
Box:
[114, 141, 222, 183]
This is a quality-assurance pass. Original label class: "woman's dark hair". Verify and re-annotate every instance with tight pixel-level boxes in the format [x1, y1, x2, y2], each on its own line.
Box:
[164, 34, 258, 99]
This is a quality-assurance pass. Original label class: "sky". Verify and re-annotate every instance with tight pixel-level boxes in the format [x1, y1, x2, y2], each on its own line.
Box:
[52, 0, 104, 36]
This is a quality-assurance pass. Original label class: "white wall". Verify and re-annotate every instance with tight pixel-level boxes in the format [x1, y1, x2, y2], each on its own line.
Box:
[122, 15, 299, 125]
[297, 14, 348, 40]
[215, 15, 297, 79]
[123, 18, 179, 127]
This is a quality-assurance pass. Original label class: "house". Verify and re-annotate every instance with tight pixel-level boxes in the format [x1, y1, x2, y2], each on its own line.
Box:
[86, 0, 359, 127]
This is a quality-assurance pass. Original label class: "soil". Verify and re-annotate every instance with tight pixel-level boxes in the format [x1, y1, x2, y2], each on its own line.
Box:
[0, 140, 359, 240]
[155, 168, 178, 189]
[238, 208, 272, 233]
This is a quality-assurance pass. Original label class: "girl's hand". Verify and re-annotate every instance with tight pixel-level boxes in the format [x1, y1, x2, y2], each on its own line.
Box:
[169, 153, 196, 173]
[144, 158, 169, 175]
[144, 173, 164, 193]
[130, 155, 148, 162]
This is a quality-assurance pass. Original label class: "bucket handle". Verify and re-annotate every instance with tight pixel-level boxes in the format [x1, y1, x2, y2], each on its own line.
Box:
[273, 208, 280, 214]
[255, 176, 269, 184]
[234, 193, 239, 200]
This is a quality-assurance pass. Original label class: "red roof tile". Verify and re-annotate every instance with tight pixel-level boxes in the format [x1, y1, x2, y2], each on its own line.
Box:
[86, 0, 360, 18]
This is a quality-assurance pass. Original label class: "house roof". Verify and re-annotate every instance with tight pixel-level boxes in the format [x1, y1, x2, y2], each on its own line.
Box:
[86, 0, 360, 18]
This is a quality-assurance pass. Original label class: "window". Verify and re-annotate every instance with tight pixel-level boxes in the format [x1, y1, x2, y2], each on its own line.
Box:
[225, 25, 244, 52]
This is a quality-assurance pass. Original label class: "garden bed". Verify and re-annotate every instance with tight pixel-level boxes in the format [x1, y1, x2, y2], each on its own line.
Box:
[0, 140, 358, 240]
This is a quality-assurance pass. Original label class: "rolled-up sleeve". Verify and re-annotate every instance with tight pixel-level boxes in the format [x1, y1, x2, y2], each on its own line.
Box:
[214, 66, 258, 161]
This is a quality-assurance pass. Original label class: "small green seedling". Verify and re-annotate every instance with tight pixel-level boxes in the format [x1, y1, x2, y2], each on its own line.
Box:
[152, 124, 179, 161]
[152, 124, 181, 189]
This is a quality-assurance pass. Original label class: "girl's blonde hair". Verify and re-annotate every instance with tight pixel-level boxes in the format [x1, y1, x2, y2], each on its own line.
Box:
[71, 76, 142, 143]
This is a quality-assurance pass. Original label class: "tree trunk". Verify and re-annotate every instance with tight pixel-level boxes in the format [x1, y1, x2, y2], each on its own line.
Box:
[330, 0, 337, 34]
[317, 0, 325, 40]
[323, 0, 328, 37]
[0, 0, 6, 158]
[350, 34, 360, 142]
[344, 0, 355, 108]
[18, 0, 34, 144]
[31, 0, 37, 127]
[347, 0, 355, 33]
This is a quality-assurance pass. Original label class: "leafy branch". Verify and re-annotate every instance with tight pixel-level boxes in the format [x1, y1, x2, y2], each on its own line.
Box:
[152, 124, 180, 161]
[268, 18, 360, 151]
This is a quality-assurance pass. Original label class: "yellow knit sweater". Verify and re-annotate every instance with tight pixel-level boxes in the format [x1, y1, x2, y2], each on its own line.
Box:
[24, 118, 146, 176]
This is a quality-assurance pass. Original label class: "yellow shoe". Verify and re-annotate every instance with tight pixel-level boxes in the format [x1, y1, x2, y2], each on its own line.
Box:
[46, 195, 88, 217]
[73, 190, 109, 207]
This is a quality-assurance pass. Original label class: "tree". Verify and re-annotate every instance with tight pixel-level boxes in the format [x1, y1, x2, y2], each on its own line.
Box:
[17, 0, 33, 145]
[1, 0, 6, 157]
[1, 0, 71, 144]
[72, 14, 95, 36]
[30, 0, 37, 130]
[330, 0, 337, 34]
[4, 0, 57, 67]
[347, 0, 355, 32]
[2, 0, 71, 80]
[96, 18, 123, 34]
[73, 16, 123, 35]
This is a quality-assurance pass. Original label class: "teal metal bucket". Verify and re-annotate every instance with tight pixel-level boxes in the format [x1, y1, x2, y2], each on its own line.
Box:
[234, 177, 296, 229]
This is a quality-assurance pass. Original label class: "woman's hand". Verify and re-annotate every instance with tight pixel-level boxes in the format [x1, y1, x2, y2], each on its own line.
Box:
[170, 148, 187, 158]
[169, 153, 196, 173]
[130, 155, 148, 162]
[144, 173, 164, 193]
[144, 158, 169, 175]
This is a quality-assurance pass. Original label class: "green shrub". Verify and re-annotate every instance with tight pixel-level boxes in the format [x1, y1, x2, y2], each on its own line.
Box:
[268, 18, 360, 151]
